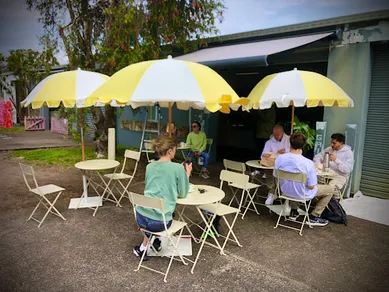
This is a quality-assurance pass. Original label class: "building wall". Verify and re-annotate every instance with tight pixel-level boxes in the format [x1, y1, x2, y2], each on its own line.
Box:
[324, 42, 372, 193]
[116, 105, 219, 162]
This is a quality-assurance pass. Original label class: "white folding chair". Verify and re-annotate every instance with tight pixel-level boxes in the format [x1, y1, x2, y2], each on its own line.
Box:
[274, 169, 313, 236]
[19, 163, 66, 228]
[144, 140, 155, 163]
[199, 170, 245, 253]
[223, 159, 248, 174]
[222, 162, 261, 219]
[130, 193, 187, 283]
[104, 150, 141, 206]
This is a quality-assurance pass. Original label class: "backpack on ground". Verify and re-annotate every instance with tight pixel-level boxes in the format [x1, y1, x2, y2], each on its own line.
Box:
[321, 197, 348, 225]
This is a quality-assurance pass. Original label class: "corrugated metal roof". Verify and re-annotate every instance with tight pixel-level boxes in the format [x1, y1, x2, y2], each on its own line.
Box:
[210, 9, 389, 43]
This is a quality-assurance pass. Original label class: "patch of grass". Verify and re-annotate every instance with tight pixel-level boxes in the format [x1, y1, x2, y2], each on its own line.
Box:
[12, 145, 140, 167]
[12, 147, 96, 167]
[0, 126, 25, 133]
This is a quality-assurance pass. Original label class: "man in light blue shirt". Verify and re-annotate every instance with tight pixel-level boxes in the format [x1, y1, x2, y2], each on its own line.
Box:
[273, 132, 330, 226]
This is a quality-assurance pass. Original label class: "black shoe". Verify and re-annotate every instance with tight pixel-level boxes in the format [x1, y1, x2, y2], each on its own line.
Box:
[152, 237, 162, 252]
[212, 215, 221, 233]
[306, 215, 329, 227]
[133, 245, 148, 261]
[289, 209, 300, 221]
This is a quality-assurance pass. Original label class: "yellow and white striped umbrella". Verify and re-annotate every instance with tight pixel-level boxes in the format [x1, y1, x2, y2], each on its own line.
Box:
[21, 69, 109, 109]
[247, 69, 354, 110]
[85, 56, 247, 114]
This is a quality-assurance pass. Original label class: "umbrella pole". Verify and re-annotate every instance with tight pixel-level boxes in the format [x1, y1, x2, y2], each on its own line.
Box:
[168, 102, 172, 138]
[290, 103, 295, 135]
[79, 108, 85, 161]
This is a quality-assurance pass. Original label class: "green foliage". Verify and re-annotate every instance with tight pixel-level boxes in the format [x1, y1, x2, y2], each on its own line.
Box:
[293, 116, 316, 151]
[26, 0, 225, 73]
[0, 126, 25, 133]
[12, 145, 139, 167]
[1, 43, 59, 122]
[12, 147, 97, 167]
[55, 106, 92, 143]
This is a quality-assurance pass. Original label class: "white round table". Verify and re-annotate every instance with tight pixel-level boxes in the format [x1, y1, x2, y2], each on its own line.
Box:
[75, 159, 120, 171]
[70, 159, 120, 215]
[176, 184, 225, 274]
[245, 160, 274, 170]
[177, 185, 225, 206]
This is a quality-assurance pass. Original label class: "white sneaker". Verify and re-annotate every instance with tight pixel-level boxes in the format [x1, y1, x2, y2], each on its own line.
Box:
[265, 193, 275, 205]
[250, 170, 260, 176]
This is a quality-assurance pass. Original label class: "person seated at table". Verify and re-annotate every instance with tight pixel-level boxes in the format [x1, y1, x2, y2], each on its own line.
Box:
[186, 121, 210, 179]
[261, 124, 290, 158]
[273, 132, 330, 226]
[255, 125, 290, 204]
[134, 136, 192, 259]
[154, 122, 179, 160]
[313, 133, 354, 199]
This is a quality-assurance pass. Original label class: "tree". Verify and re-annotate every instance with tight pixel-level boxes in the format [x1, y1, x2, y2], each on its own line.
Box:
[0, 42, 59, 123]
[27, 0, 225, 155]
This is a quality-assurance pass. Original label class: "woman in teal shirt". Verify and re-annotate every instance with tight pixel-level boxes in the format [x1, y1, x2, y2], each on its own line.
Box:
[134, 136, 192, 259]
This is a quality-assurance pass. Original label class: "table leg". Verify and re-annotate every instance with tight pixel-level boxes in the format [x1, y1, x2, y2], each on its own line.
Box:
[92, 167, 118, 216]
[68, 173, 102, 210]
[190, 205, 224, 274]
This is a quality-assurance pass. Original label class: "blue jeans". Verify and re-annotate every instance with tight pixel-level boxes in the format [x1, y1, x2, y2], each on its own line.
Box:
[136, 212, 172, 237]
[188, 151, 210, 169]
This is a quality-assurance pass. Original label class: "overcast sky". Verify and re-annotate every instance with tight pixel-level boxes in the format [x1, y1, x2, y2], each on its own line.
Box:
[1, 0, 389, 64]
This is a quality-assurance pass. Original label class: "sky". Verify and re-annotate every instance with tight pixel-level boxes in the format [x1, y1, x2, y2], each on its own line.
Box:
[1, 0, 389, 64]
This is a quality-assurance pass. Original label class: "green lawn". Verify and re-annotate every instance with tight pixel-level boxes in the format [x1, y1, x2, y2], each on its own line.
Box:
[0, 126, 25, 133]
[12, 145, 139, 167]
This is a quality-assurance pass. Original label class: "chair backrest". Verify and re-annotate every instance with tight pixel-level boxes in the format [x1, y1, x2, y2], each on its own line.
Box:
[275, 169, 307, 198]
[223, 159, 246, 174]
[275, 169, 307, 183]
[206, 138, 213, 154]
[219, 169, 249, 189]
[143, 140, 154, 163]
[120, 149, 141, 177]
[125, 149, 141, 161]
[130, 193, 169, 230]
[19, 163, 39, 192]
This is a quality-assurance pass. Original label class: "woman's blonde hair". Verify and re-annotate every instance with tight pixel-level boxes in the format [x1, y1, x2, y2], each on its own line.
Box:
[153, 136, 177, 157]
[166, 122, 176, 134]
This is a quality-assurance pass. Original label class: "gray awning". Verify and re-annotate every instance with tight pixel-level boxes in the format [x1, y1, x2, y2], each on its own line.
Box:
[175, 32, 332, 67]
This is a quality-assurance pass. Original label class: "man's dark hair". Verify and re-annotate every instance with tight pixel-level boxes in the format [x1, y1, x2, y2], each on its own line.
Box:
[192, 121, 201, 130]
[290, 132, 306, 150]
[331, 133, 345, 144]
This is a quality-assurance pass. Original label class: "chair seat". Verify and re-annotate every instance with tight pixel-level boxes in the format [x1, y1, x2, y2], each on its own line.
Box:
[199, 203, 239, 216]
[279, 194, 312, 203]
[228, 181, 260, 190]
[104, 173, 133, 180]
[148, 220, 187, 236]
[31, 184, 65, 195]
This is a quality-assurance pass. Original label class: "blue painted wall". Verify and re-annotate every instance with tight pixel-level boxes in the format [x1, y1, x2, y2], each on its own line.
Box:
[116, 104, 219, 162]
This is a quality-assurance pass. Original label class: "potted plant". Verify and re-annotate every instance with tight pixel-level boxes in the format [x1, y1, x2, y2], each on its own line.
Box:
[292, 116, 316, 154]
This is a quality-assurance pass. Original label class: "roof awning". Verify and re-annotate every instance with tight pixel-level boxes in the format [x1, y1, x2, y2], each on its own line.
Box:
[175, 32, 332, 67]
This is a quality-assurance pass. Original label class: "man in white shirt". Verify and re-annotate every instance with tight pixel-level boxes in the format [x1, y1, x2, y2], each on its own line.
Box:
[273, 132, 330, 226]
[259, 125, 290, 205]
[314, 133, 354, 199]
[261, 125, 290, 158]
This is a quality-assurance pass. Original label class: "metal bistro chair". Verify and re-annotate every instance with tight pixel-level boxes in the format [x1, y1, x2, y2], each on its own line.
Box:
[130, 193, 187, 283]
[223, 160, 261, 219]
[199, 170, 243, 254]
[274, 169, 313, 236]
[19, 163, 66, 228]
[104, 150, 141, 207]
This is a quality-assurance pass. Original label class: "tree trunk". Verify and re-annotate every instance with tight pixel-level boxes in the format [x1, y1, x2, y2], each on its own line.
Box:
[92, 107, 107, 156]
